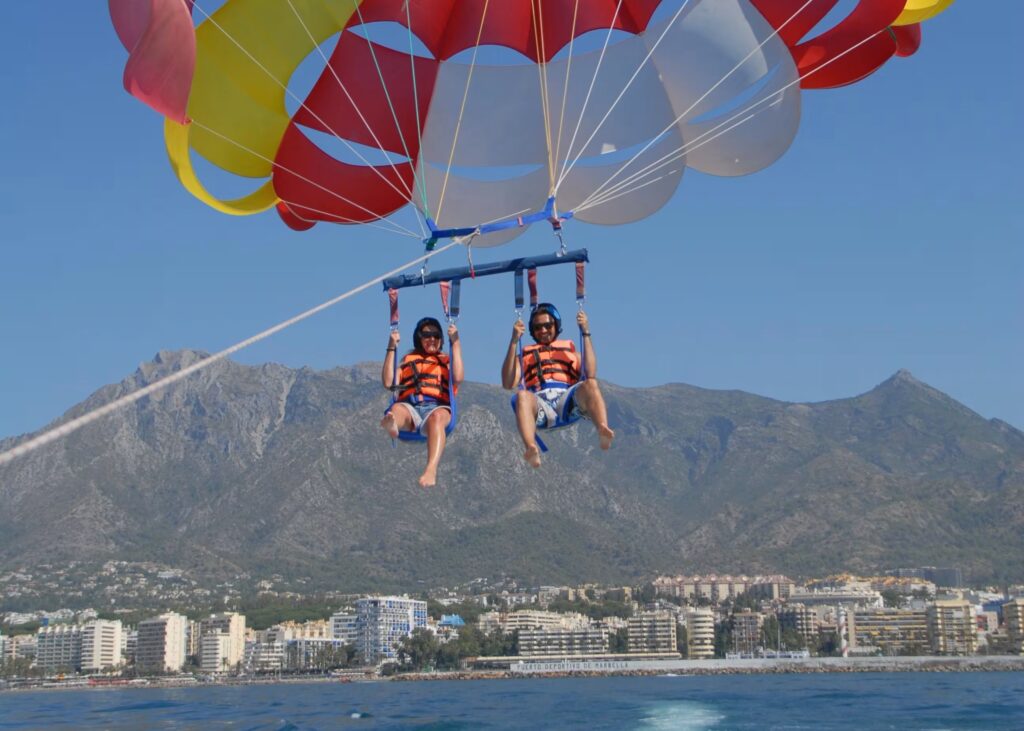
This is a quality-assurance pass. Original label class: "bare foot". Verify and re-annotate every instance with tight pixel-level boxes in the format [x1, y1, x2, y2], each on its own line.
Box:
[380, 413, 399, 439]
[523, 444, 542, 468]
[597, 424, 615, 450]
[418, 468, 437, 488]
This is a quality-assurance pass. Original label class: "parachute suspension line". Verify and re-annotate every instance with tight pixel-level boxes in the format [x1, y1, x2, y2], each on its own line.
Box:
[349, 0, 430, 229]
[577, 105, 771, 213]
[275, 198, 423, 239]
[435, 0, 492, 225]
[577, 23, 886, 214]
[552, 0, 582, 179]
[192, 1, 415, 206]
[282, 0, 421, 213]
[0, 239, 464, 469]
[190, 120, 421, 239]
[571, 0, 818, 210]
[405, 0, 431, 218]
[575, 169, 683, 214]
[530, 0, 557, 193]
[553, 0, 624, 193]
[554, 0, 695, 194]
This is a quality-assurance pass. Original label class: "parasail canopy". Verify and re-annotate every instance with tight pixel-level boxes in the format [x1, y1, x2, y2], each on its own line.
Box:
[110, 0, 956, 244]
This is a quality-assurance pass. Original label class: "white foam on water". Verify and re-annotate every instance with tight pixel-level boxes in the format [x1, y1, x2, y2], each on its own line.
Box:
[635, 700, 726, 730]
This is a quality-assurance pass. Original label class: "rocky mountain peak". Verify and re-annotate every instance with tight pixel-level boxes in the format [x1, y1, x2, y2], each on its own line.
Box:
[2, 357, 1021, 588]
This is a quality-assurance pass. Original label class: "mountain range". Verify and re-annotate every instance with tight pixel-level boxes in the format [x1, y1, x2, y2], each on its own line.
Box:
[1, 349, 1022, 589]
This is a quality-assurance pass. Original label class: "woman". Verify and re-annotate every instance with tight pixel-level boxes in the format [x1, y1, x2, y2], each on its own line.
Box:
[381, 317, 463, 487]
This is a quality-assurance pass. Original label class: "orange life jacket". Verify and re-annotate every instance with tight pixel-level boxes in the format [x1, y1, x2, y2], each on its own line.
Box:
[397, 352, 454, 404]
[522, 340, 580, 391]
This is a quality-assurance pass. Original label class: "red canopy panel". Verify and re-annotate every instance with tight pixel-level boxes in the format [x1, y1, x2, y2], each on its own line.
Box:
[273, 124, 414, 227]
[293, 31, 439, 158]
[349, 0, 663, 62]
[749, 0, 912, 89]
[893, 24, 922, 57]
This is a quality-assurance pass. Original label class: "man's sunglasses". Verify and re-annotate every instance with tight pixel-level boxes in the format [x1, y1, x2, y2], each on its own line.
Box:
[419, 331, 443, 339]
[531, 321, 556, 330]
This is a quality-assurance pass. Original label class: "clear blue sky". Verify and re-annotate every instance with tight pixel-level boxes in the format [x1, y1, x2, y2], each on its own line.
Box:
[1, 2, 1021, 441]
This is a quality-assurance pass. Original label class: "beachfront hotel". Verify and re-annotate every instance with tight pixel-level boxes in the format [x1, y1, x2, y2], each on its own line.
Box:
[355, 596, 427, 664]
[1001, 598, 1024, 654]
[927, 599, 977, 656]
[136, 612, 187, 672]
[686, 608, 715, 659]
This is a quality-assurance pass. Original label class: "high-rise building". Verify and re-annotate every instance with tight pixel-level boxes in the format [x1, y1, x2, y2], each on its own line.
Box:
[136, 613, 187, 672]
[35, 625, 82, 672]
[186, 620, 203, 661]
[849, 609, 928, 655]
[627, 612, 678, 654]
[200, 632, 233, 673]
[331, 612, 359, 645]
[199, 612, 246, 670]
[518, 627, 608, 657]
[355, 596, 427, 664]
[927, 600, 976, 656]
[732, 611, 763, 654]
[81, 620, 123, 672]
[123, 629, 137, 666]
[779, 603, 818, 646]
[686, 608, 715, 659]
[1003, 598, 1024, 655]
[503, 610, 583, 633]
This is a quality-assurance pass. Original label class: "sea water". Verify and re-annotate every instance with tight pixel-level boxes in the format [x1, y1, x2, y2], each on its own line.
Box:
[1, 672, 1022, 730]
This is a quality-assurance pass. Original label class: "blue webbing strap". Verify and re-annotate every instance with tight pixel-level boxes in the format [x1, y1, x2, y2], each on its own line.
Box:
[512, 267, 548, 453]
[388, 292, 399, 448]
[576, 260, 587, 383]
[450, 280, 461, 320]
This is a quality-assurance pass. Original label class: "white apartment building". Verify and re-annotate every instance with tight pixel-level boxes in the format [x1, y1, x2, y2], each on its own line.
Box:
[503, 610, 587, 633]
[653, 575, 795, 602]
[286, 638, 348, 670]
[186, 620, 203, 660]
[788, 588, 884, 609]
[331, 612, 359, 645]
[928, 599, 977, 655]
[200, 632, 233, 673]
[1005, 598, 1024, 655]
[686, 608, 715, 659]
[848, 608, 928, 655]
[356, 596, 427, 664]
[731, 611, 763, 655]
[627, 612, 677, 654]
[81, 619, 123, 672]
[136, 613, 187, 672]
[123, 629, 137, 665]
[246, 628, 287, 672]
[35, 625, 82, 672]
[199, 612, 246, 669]
[518, 627, 608, 658]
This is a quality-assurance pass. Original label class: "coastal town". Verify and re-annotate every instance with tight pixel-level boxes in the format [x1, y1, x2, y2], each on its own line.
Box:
[3, 562, 1024, 688]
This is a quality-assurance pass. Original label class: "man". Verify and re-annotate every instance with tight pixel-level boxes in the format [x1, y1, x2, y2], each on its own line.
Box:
[381, 317, 463, 487]
[501, 303, 614, 468]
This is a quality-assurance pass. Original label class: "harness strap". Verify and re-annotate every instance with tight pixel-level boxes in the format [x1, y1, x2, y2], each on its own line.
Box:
[450, 280, 461, 320]
[388, 288, 400, 329]
[439, 281, 451, 320]
[528, 268, 538, 308]
[576, 261, 587, 382]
